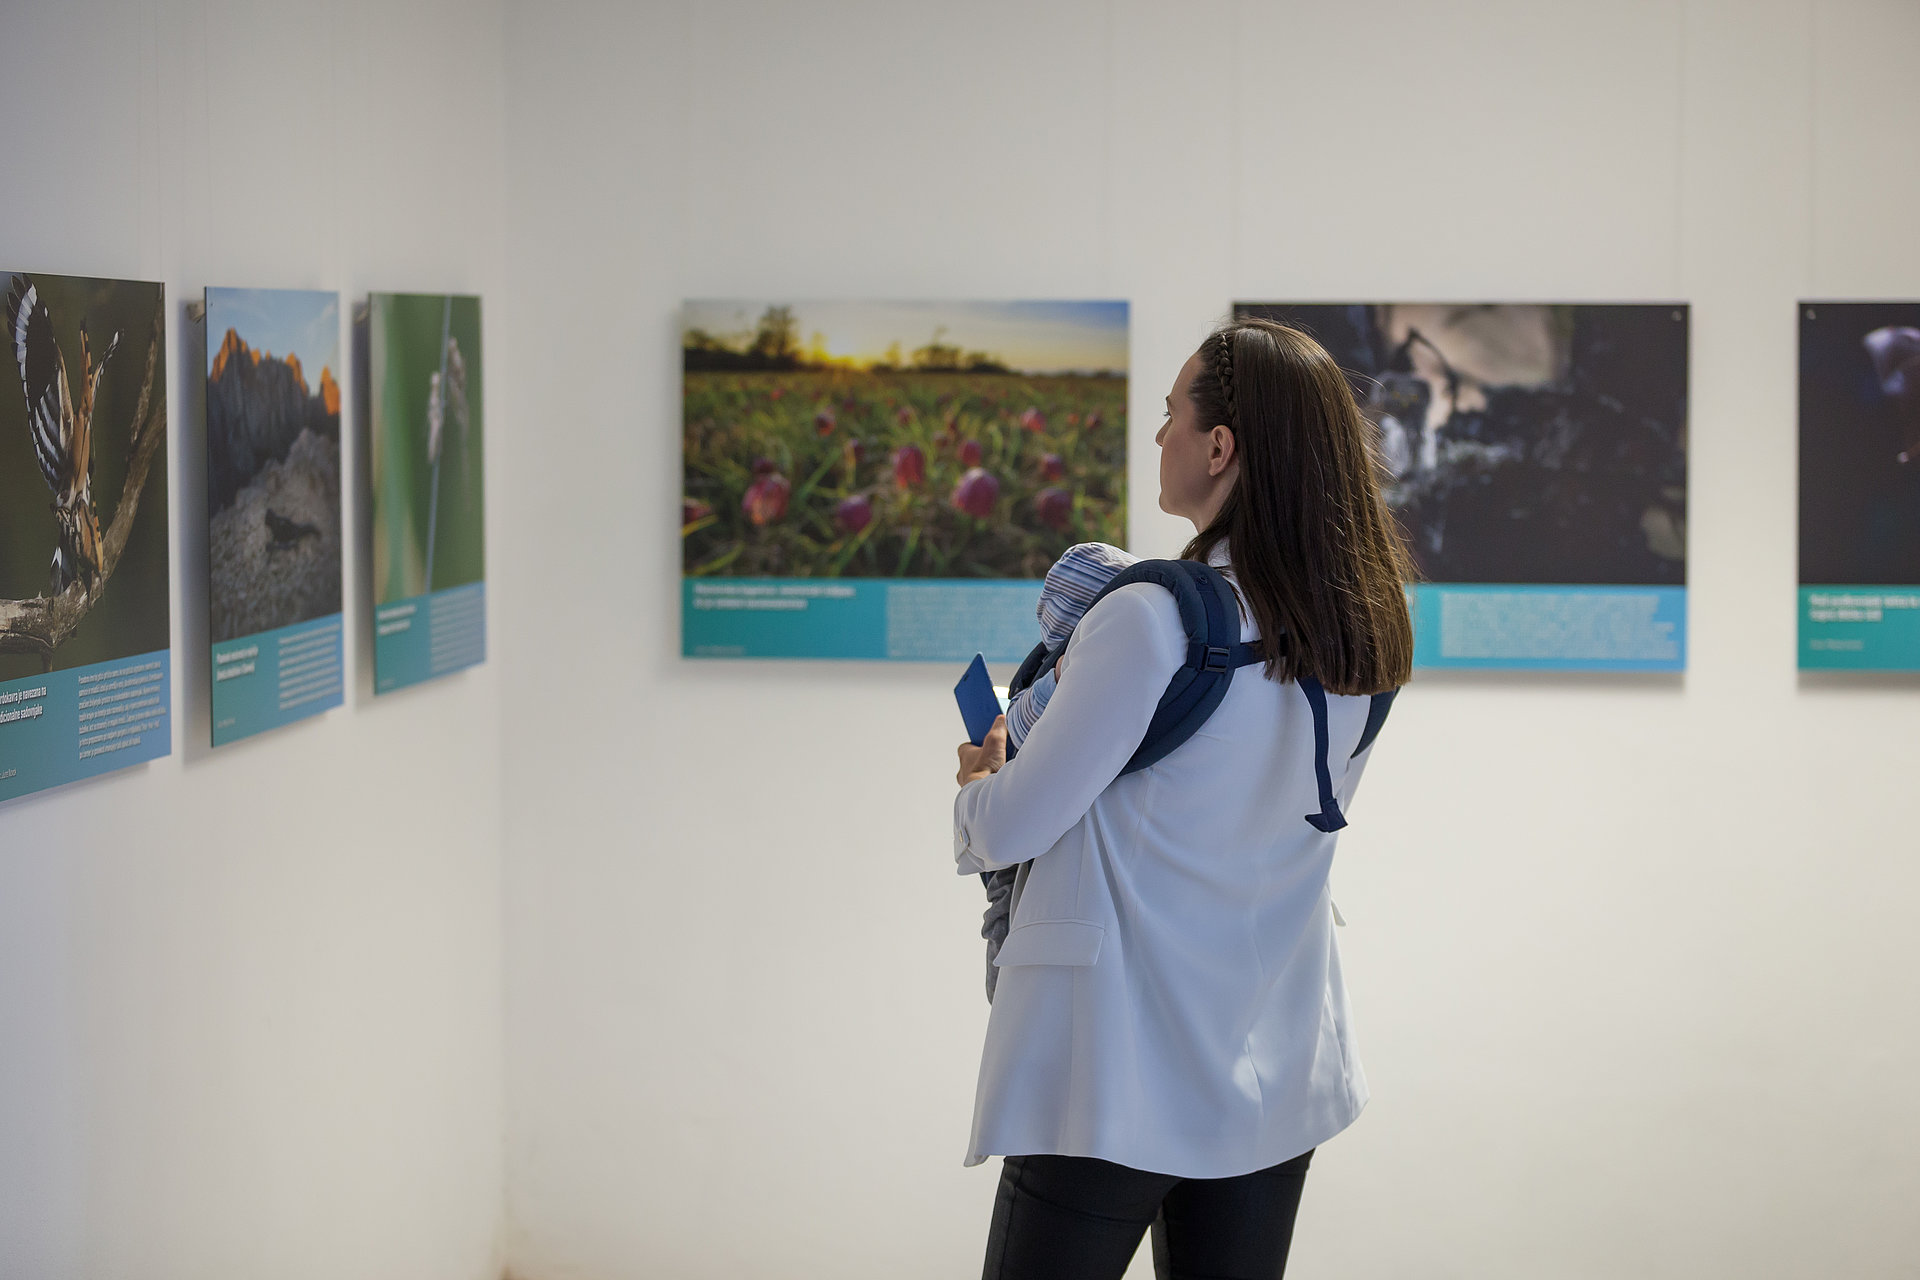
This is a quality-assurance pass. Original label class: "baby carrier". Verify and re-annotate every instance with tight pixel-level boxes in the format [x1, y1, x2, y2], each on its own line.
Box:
[1006, 558, 1395, 813]
[980, 558, 1396, 999]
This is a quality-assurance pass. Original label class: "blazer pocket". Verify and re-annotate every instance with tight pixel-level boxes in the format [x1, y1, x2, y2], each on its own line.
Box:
[993, 919, 1105, 968]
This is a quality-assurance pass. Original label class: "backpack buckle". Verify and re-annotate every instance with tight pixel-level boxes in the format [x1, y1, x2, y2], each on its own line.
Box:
[1203, 646, 1231, 673]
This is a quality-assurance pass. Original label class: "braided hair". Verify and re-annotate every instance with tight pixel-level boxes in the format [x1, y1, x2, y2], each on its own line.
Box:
[1214, 329, 1238, 429]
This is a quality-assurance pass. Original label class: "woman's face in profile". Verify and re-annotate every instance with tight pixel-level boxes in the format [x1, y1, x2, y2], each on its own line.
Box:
[1156, 351, 1232, 522]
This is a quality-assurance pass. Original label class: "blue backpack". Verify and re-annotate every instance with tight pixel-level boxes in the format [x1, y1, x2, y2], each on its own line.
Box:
[1004, 558, 1395, 831]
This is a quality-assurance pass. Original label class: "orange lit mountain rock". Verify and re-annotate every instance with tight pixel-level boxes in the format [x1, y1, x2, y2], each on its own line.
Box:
[206, 329, 343, 514]
[211, 327, 249, 381]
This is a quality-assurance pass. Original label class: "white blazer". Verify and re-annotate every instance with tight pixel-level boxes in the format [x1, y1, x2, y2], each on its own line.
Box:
[953, 555, 1384, 1178]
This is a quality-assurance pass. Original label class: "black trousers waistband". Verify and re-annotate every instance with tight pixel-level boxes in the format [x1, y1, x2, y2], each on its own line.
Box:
[982, 1148, 1315, 1280]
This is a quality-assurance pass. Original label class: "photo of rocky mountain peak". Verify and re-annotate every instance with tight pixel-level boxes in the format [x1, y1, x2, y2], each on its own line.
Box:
[205, 288, 343, 644]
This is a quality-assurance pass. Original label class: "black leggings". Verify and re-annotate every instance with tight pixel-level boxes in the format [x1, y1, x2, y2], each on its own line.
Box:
[982, 1149, 1314, 1280]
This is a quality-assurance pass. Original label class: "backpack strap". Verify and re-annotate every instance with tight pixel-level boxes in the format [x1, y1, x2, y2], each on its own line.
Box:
[1007, 558, 1287, 775]
[1007, 555, 1400, 831]
[1301, 683, 1400, 833]
[1040, 559, 1267, 776]
[1297, 675, 1348, 833]
[1353, 688, 1397, 758]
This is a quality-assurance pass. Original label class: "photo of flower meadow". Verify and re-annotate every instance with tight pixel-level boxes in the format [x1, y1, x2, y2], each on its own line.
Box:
[682, 301, 1127, 580]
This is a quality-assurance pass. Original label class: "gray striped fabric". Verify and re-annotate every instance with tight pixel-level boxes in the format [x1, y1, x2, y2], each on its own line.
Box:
[1005, 542, 1138, 749]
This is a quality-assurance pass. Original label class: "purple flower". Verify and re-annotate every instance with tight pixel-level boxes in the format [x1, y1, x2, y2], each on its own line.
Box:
[951, 467, 1000, 519]
[742, 473, 790, 525]
[836, 494, 873, 535]
[892, 444, 926, 487]
[1035, 487, 1072, 531]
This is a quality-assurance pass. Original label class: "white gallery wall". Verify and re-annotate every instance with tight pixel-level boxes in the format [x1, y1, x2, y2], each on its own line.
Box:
[5, 3, 1919, 1280]
[497, 2, 1920, 1279]
[0, 3, 507, 1279]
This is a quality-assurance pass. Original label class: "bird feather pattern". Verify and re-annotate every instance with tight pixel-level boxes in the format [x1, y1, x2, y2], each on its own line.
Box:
[6, 274, 110, 592]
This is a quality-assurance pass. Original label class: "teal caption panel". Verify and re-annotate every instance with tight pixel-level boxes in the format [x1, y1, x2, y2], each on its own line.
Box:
[684, 578, 1042, 662]
[1800, 587, 1920, 669]
[1411, 584, 1686, 671]
[373, 582, 486, 694]
[0, 649, 171, 804]
[210, 614, 343, 745]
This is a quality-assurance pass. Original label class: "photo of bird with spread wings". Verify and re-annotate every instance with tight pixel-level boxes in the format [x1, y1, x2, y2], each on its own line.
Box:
[8, 276, 115, 594]
[0, 272, 169, 678]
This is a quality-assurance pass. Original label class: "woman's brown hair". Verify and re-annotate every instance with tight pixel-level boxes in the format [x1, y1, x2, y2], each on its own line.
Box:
[1183, 318, 1416, 695]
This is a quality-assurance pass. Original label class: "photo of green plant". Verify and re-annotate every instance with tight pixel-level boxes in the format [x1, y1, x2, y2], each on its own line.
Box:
[0, 272, 169, 680]
[370, 293, 484, 606]
[682, 301, 1127, 580]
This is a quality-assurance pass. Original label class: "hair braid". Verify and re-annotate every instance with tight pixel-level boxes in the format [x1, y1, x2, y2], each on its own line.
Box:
[1215, 329, 1238, 428]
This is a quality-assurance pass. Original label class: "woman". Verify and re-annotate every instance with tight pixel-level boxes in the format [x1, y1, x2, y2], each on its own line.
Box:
[953, 319, 1414, 1279]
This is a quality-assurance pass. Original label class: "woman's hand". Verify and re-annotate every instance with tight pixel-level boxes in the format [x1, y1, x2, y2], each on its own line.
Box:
[957, 716, 1007, 787]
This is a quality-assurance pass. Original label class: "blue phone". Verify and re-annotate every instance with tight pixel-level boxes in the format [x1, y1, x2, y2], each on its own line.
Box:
[954, 653, 1004, 747]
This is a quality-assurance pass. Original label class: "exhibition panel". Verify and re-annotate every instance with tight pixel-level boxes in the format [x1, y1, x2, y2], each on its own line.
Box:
[367, 292, 487, 694]
[681, 300, 1128, 661]
[204, 287, 345, 744]
[1238, 302, 1690, 671]
[0, 272, 171, 802]
[1798, 302, 1920, 669]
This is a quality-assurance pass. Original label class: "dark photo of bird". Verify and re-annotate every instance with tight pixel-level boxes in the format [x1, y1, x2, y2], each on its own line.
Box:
[264, 509, 321, 550]
[6, 274, 118, 594]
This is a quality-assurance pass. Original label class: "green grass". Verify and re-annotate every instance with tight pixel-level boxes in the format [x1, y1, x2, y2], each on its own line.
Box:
[683, 370, 1126, 579]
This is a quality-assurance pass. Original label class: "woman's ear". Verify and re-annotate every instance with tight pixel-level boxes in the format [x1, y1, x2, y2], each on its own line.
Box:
[1207, 425, 1237, 478]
